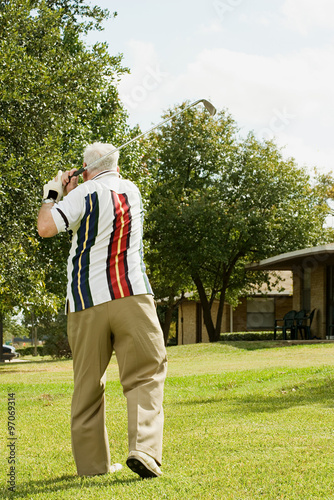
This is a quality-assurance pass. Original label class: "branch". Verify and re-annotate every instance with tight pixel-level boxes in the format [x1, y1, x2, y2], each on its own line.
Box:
[173, 291, 185, 310]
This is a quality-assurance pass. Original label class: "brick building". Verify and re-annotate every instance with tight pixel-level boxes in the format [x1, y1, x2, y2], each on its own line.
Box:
[177, 271, 293, 345]
[176, 244, 334, 344]
[247, 243, 334, 340]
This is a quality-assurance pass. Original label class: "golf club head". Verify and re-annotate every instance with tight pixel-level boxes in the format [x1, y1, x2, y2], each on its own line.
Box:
[201, 99, 216, 116]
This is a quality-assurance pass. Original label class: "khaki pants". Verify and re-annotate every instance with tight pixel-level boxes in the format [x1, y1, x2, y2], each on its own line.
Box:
[67, 294, 167, 476]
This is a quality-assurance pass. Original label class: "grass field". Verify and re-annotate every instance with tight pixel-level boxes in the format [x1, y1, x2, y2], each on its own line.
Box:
[1, 341, 334, 499]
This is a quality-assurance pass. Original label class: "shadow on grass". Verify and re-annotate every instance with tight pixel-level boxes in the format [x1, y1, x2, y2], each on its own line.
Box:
[0, 357, 74, 375]
[17, 357, 71, 364]
[4, 473, 138, 498]
[219, 341, 300, 351]
[220, 340, 334, 351]
[232, 380, 334, 414]
[178, 378, 334, 415]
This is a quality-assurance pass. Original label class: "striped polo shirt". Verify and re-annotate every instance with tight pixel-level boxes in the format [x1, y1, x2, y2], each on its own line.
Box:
[51, 170, 153, 313]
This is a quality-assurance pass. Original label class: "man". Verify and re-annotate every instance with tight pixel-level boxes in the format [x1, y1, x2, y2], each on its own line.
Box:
[37, 142, 167, 478]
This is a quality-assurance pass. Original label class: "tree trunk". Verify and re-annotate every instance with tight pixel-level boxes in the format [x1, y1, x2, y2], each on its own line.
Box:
[161, 293, 185, 345]
[162, 305, 174, 346]
[213, 261, 239, 341]
[31, 309, 38, 356]
[214, 286, 227, 342]
[192, 274, 216, 342]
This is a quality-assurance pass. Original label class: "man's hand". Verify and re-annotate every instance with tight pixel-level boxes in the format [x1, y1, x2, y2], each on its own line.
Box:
[43, 170, 64, 202]
[62, 168, 79, 195]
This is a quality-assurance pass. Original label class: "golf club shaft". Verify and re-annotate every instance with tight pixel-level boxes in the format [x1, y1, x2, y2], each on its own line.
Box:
[68, 99, 216, 180]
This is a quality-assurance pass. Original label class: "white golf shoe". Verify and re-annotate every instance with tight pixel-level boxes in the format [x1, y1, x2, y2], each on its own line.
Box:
[109, 463, 123, 473]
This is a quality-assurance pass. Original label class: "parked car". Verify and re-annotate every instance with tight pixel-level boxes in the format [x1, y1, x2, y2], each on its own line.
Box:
[2, 345, 19, 361]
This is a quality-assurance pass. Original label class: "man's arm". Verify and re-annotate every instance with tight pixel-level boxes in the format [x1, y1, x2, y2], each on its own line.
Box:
[37, 203, 58, 237]
[37, 168, 78, 238]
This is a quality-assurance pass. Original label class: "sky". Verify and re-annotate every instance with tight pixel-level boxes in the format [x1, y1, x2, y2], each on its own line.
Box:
[84, 0, 334, 176]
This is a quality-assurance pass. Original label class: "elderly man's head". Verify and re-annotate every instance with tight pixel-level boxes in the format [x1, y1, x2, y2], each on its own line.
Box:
[83, 142, 119, 175]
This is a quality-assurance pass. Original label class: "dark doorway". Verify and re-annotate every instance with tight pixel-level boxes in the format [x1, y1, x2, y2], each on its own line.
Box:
[326, 266, 334, 338]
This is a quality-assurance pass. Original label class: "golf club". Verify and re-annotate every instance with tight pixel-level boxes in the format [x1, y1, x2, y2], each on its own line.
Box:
[68, 99, 216, 180]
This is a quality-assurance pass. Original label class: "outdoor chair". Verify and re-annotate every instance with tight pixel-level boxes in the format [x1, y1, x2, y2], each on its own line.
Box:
[273, 310, 297, 340]
[294, 309, 308, 339]
[298, 309, 316, 339]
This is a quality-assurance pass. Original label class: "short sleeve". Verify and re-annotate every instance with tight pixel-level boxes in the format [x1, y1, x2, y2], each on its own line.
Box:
[50, 185, 86, 233]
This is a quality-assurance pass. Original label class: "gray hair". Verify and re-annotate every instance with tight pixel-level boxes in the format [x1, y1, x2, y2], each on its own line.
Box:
[83, 142, 119, 174]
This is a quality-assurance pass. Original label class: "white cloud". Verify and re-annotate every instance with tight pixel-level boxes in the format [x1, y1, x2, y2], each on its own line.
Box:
[173, 46, 334, 124]
[174, 45, 334, 150]
[120, 40, 160, 80]
[239, 12, 272, 27]
[118, 41, 334, 173]
[197, 20, 223, 35]
[282, 0, 334, 34]
[273, 133, 334, 173]
[118, 40, 170, 120]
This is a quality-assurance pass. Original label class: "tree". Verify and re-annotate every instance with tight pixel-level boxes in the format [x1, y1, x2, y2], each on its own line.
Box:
[146, 248, 192, 345]
[3, 311, 30, 344]
[144, 103, 331, 342]
[40, 311, 71, 359]
[0, 0, 143, 357]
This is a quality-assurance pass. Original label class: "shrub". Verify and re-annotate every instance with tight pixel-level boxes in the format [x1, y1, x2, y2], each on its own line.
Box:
[43, 330, 72, 359]
[220, 331, 280, 341]
[16, 345, 46, 356]
[41, 312, 72, 359]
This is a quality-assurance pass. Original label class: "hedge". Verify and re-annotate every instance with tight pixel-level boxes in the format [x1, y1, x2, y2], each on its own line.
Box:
[16, 346, 46, 356]
[220, 331, 280, 341]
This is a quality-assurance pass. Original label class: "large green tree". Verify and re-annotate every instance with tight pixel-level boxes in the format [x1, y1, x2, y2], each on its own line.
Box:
[144, 103, 332, 342]
[0, 0, 145, 358]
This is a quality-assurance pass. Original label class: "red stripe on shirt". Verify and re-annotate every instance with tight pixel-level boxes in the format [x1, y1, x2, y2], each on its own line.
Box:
[107, 192, 132, 299]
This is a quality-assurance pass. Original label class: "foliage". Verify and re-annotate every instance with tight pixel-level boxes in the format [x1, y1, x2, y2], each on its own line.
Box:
[144, 102, 332, 342]
[43, 330, 71, 359]
[3, 312, 30, 343]
[220, 331, 279, 341]
[36, 310, 71, 358]
[156, 302, 179, 345]
[16, 345, 46, 356]
[0, 0, 135, 319]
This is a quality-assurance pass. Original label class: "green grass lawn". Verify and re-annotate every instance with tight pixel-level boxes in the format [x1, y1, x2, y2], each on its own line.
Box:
[1, 342, 334, 499]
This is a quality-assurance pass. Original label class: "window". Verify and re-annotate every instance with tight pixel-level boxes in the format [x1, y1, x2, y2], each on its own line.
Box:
[247, 298, 275, 330]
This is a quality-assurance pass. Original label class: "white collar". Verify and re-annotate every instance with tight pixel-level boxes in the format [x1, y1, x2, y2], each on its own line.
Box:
[91, 170, 121, 180]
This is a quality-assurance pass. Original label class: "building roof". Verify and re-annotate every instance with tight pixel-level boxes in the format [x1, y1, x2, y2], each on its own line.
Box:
[246, 243, 334, 271]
